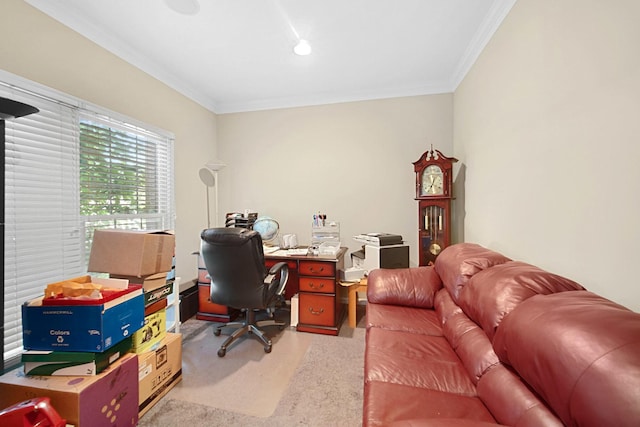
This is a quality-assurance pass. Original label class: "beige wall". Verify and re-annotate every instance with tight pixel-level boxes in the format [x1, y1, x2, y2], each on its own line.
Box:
[218, 95, 453, 264]
[1, 0, 218, 284]
[454, 0, 640, 310]
[6, 0, 636, 312]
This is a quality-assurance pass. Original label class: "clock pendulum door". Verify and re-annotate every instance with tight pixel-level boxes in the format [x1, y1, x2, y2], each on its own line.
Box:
[420, 203, 446, 266]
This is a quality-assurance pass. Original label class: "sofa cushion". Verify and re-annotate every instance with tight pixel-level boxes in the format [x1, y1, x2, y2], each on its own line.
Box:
[387, 419, 505, 427]
[367, 266, 442, 308]
[363, 381, 496, 427]
[366, 302, 443, 336]
[365, 327, 476, 395]
[493, 291, 640, 427]
[434, 243, 511, 302]
[458, 261, 584, 341]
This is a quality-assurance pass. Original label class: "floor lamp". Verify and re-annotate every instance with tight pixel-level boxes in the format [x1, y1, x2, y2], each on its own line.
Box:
[198, 161, 225, 228]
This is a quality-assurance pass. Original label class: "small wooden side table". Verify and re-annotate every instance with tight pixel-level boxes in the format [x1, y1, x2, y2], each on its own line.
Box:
[346, 278, 367, 328]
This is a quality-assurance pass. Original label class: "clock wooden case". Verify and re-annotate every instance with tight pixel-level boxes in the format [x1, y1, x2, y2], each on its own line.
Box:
[413, 147, 458, 266]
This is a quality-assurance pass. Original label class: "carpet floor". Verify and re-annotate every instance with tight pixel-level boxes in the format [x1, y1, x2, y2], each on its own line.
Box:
[138, 305, 366, 426]
[168, 320, 313, 417]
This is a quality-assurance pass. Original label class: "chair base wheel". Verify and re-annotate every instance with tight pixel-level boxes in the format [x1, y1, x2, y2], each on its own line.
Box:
[213, 310, 285, 356]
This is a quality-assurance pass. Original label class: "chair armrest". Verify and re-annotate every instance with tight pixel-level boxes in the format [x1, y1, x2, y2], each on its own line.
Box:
[267, 262, 287, 276]
[367, 266, 442, 308]
[265, 261, 289, 296]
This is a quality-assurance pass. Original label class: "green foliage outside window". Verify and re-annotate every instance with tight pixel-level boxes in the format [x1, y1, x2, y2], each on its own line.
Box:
[79, 120, 158, 217]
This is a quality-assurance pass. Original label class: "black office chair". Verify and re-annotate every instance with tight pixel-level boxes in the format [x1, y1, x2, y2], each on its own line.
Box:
[200, 227, 289, 357]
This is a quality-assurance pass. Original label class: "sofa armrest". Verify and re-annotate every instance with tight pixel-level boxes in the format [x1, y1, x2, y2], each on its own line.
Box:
[367, 266, 442, 308]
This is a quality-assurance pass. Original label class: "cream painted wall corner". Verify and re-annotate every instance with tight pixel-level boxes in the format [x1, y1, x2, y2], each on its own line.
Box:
[0, 0, 218, 284]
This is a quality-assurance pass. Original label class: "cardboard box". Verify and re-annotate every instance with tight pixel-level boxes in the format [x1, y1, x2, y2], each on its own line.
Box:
[111, 271, 170, 293]
[132, 308, 166, 354]
[144, 296, 168, 317]
[22, 289, 144, 352]
[138, 333, 182, 417]
[111, 274, 173, 317]
[42, 276, 132, 309]
[0, 353, 139, 427]
[142, 280, 174, 307]
[22, 337, 133, 376]
[88, 229, 175, 277]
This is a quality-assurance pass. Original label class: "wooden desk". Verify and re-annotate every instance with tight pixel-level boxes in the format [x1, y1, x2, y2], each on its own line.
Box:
[265, 247, 347, 336]
[195, 253, 238, 322]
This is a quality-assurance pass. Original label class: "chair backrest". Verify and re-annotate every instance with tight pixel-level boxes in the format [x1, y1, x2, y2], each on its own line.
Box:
[200, 227, 269, 309]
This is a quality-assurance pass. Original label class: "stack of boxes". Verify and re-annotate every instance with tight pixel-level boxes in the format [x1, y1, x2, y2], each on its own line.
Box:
[0, 229, 183, 426]
[89, 230, 175, 354]
[88, 229, 183, 418]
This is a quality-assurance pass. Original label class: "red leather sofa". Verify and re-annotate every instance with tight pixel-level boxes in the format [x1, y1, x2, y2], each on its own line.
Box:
[363, 243, 640, 427]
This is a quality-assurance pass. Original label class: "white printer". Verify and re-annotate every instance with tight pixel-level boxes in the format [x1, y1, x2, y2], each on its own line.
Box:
[351, 233, 409, 274]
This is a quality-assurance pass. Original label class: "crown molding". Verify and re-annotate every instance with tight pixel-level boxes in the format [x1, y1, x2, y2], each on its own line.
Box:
[26, 0, 516, 115]
[449, 0, 518, 91]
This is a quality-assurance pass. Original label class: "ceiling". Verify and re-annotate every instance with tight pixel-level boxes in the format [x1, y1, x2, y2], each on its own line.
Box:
[26, 0, 516, 114]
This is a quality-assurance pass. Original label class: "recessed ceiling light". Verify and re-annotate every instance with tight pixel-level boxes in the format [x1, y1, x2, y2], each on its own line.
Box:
[293, 39, 311, 56]
[164, 0, 200, 15]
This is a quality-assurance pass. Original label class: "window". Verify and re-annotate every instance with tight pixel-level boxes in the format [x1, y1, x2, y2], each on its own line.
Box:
[79, 115, 174, 263]
[1, 73, 175, 369]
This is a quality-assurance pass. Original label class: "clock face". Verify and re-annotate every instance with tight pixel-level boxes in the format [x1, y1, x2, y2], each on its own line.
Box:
[421, 165, 444, 196]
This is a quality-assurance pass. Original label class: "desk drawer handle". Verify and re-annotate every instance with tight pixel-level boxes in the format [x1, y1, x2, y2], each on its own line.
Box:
[308, 307, 325, 316]
[309, 282, 324, 290]
[309, 266, 325, 274]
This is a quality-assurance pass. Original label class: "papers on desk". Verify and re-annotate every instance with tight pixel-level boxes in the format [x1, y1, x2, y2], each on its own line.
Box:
[263, 245, 280, 254]
[318, 241, 340, 256]
[269, 248, 309, 256]
[287, 248, 309, 256]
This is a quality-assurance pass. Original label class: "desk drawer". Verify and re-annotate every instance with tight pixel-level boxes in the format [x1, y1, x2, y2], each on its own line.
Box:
[265, 259, 298, 271]
[299, 261, 335, 277]
[299, 277, 335, 293]
[197, 284, 229, 314]
[299, 293, 335, 327]
[198, 268, 211, 284]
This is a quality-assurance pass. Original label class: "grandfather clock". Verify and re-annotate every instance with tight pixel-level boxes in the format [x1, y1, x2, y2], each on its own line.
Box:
[413, 146, 458, 266]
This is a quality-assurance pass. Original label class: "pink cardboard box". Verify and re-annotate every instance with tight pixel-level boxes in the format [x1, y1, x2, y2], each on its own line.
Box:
[0, 353, 138, 427]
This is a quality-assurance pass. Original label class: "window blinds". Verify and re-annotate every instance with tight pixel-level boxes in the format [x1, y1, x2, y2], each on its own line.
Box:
[1, 73, 175, 368]
[2, 85, 82, 364]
